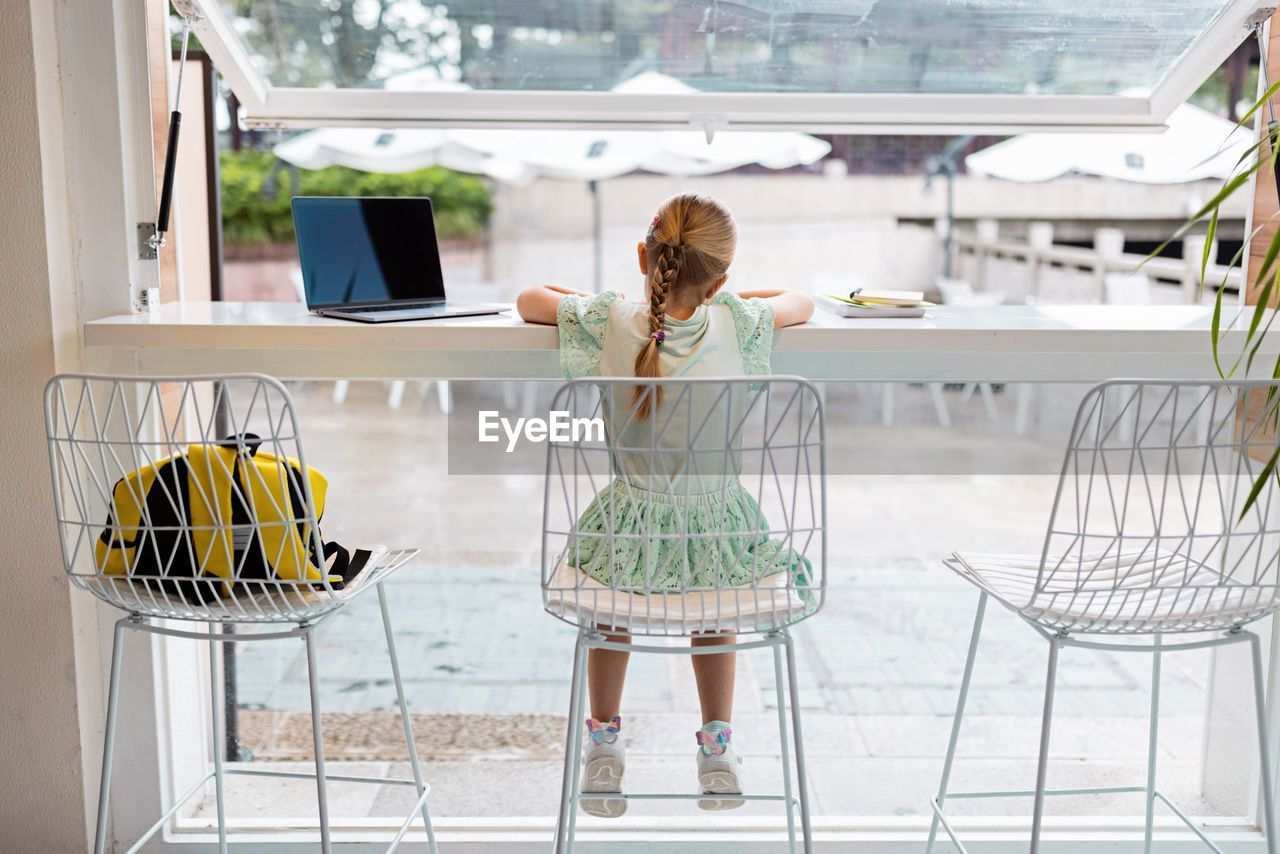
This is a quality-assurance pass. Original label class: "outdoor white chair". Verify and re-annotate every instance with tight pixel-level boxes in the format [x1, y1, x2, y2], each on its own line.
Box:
[1104, 271, 1156, 305]
[542, 377, 827, 854]
[45, 374, 438, 854]
[810, 272, 953, 428]
[936, 277, 1002, 423]
[928, 380, 1280, 854]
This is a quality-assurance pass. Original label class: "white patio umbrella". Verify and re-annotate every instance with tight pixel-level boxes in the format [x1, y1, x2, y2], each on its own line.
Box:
[965, 102, 1252, 184]
[274, 71, 831, 287]
[271, 126, 530, 182]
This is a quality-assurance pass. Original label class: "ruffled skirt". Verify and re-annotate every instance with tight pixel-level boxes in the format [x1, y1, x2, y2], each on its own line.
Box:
[566, 478, 812, 591]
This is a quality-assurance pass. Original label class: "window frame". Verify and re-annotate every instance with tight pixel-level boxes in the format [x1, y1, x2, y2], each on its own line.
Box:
[179, 0, 1270, 133]
[106, 2, 1280, 851]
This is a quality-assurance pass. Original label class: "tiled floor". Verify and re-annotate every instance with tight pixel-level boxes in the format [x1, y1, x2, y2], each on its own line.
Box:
[200, 380, 1227, 821]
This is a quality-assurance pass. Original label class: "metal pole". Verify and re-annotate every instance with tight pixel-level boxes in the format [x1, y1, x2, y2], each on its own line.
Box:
[1030, 638, 1061, 854]
[944, 165, 955, 279]
[305, 629, 333, 853]
[772, 640, 797, 853]
[590, 180, 602, 293]
[1143, 633, 1162, 854]
[1250, 633, 1279, 854]
[93, 621, 129, 854]
[927, 592, 988, 854]
[213, 393, 241, 763]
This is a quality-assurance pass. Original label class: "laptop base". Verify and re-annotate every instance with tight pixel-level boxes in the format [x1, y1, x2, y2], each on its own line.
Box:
[315, 305, 506, 323]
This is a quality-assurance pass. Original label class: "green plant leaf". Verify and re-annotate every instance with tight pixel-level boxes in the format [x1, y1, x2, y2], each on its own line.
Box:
[1239, 441, 1280, 522]
[1211, 282, 1225, 376]
[1201, 206, 1218, 292]
[1235, 77, 1280, 133]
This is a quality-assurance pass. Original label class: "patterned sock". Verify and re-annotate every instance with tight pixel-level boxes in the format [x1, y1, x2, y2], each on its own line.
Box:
[697, 720, 732, 754]
[586, 715, 622, 744]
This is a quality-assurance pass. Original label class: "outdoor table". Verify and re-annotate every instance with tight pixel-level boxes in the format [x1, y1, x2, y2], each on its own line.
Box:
[84, 301, 1276, 382]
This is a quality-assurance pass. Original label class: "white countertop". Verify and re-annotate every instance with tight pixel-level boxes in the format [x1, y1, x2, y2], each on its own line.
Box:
[83, 301, 1274, 382]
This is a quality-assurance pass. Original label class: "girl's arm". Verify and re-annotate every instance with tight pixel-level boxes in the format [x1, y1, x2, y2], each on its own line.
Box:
[516, 285, 592, 325]
[734, 289, 815, 329]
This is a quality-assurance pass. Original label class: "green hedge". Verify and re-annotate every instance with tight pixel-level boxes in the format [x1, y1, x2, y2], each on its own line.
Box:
[219, 148, 494, 245]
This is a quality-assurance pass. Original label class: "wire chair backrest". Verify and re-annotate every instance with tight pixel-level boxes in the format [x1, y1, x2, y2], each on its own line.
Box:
[542, 376, 826, 637]
[1037, 380, 1280, 633]
[45, 374, 341, 623]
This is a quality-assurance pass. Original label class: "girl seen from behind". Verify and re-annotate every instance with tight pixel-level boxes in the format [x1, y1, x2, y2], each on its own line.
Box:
[517, 193, 814, 815]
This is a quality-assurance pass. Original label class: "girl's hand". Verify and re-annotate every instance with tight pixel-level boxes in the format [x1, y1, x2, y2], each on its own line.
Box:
[543, 284, 593, 297]
[516, 284, 601, 324]
[736, 289, 815, 328]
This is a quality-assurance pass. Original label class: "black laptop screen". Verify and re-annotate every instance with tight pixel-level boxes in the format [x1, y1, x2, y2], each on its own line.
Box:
[292, 197, 445, 308]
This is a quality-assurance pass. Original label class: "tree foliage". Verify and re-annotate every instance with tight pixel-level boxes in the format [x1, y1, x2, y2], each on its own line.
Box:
[219, 148, 493, 245]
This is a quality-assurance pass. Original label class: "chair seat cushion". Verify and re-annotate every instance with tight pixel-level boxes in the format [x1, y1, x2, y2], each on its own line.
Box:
[543, 557, 809, 635]
[948, 548, 1280, 633]
[86, 545, 413, 623]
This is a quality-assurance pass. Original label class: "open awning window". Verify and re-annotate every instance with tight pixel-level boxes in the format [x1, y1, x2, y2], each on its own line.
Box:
[180, 0, 1269, 132]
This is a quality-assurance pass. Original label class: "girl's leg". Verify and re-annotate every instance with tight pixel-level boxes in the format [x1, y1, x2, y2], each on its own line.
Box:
[691, 634, 737, 725]
[588, 627, 631, 721]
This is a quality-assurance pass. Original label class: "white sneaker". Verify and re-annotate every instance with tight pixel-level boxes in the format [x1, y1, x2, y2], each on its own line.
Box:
[696, 725, 745, 811]
[581, 717, 626, 818]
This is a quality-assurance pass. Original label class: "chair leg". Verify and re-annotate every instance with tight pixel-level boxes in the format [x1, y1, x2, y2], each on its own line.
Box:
[94, 620, 128, 854]
[771, 640, 797, 854]
[565, 638, 589, 852]
[208, 639, 228, 854]
[1143, 634, 1162, 854]
[1029, 638, 1062, 854]
[554, 632, 588, 854]
[929, 383, 952, 429]
[377, 583, 439, 854]
[304, 629, 333, 854]
[881, 384, 895, 427]
[978, 383, 999, 422]
[785, 633, 814, 854]
[1249, 633, 1279, 854]
[928, 592, 988, 854]
[1015, 384, 1034, 436]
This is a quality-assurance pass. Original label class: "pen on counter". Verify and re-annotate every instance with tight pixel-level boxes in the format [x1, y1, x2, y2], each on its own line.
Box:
[849, 287, 862, 300]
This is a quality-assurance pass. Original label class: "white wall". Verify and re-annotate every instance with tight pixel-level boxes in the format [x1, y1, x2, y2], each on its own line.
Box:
[0, 3, 87, 849]
[1, 1, 157, 849]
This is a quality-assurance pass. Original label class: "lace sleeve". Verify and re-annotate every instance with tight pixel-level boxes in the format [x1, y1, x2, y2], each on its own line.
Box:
[713, 291, 776, 376]
[557, 291, 620, 379]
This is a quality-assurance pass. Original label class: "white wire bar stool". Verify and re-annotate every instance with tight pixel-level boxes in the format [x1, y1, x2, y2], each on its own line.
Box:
[45, 374, 438, 854]
[928, 380, 1280, 854]
[541, 376, 827, 854]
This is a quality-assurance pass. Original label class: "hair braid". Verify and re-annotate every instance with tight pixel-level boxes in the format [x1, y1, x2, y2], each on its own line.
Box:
[631, 194, 736, 420]
[633, 243, 679, 418]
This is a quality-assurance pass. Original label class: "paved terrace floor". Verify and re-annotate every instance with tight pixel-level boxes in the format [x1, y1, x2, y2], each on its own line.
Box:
[187, 380, 1234, 824]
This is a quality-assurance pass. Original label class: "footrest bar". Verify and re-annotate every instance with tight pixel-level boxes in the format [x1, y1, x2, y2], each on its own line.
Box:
[579, 792, 788, 802]
[933, 788, 1229, 854]
[124, 772, 217, 854]
[1153, 790, 1228, 854]
[221, 767, 426, 788]
[930, 797, 971, 854]
[940, 785, 1148, 800]
[385, 784, 433, 854]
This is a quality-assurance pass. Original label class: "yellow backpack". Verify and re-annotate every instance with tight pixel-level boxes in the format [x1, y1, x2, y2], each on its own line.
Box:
[95, 435, 356, 598]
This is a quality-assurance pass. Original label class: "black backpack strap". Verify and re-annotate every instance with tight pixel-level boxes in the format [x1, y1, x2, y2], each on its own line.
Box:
[322, 541, 373, 590]
[216, 433, 263, 456]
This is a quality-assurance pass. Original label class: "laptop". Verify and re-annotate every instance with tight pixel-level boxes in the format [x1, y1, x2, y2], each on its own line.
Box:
[292, 196, 505, 322]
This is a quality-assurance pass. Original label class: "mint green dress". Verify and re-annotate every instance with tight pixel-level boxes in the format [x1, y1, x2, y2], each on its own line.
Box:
[556, 290, 811, 592]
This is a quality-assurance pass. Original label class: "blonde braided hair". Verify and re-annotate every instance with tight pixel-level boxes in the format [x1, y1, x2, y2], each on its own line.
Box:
[633, 194, 737, 418]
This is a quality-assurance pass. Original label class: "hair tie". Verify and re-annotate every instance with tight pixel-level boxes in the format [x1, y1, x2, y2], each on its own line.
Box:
[647, 215, 660, 238]
[651, 330, 665, 345]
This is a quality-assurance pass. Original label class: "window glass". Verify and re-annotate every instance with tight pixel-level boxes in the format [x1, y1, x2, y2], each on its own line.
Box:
[216, 0, 1233, 96]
